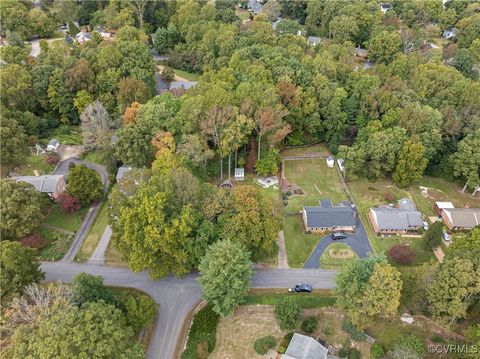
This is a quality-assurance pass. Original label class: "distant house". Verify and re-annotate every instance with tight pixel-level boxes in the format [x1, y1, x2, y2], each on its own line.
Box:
[94, 26, 111, 39]
[234, 168, 245, 181]
[441, 207, 480, 230]
[433, 201, 454, 216]
[247, 0, 263, 14]
[75, 31, 92, 43]
[307, 36, 321, 46]
[326, 155, 334, 168]
[355, 47, 369, 58]
[47, 138, 59, 151]
[281, 333, 328, 359]
[380, 3, 393, 14]
[116, 165, 133, 182]
[369, 198, 423, 234]
[169, 81, 197, 90]
[302, 199, 356, 233]
[12, 175, 66, 199]
[443, 27, 457, 39]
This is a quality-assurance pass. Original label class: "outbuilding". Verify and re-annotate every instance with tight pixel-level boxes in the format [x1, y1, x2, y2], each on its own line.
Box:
[326, 155, 334, 168]
[46, 138, 59, 152]
[234, 168, 245, 181]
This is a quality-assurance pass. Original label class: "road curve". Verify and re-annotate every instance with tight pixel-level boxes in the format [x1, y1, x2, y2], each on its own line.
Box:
[41, 262, 336, 359]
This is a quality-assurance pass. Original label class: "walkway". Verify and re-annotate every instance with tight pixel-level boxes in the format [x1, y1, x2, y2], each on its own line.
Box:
[87, 225, 112, 265]
[277, 231, 289, 268]
[303, 216, 373, 269]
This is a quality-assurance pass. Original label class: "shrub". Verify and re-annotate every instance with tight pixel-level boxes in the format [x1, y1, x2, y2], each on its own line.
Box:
[72, 272, 114, 306]
[431, 334, 444, 343]
[279, 332, 294, 349]
[339, 347, 349, 358]
[45, 154, 60, 166]
[384, 191, 394, 202]
[392, 335, 424, 357]
[123, 293, 158, 333]
[275, 297, 300, 330]
[388, 244, 416, 264]
[324, 327, 333, 336]
[181, 305, 220, 359]
[56, 193, 81, 213]
[342, 320, 366, 341]
[160, 66, 175, 82]
[370, 342, 384, 358]
[424, 221, 443, 249]
[255, 149, 279, 176]
[301, 316, 317, 333]
[277, 345, 286, 354]
[348, 348, 361, 359]
[253, 336, 277, 355]
[21, 233, 46, 250]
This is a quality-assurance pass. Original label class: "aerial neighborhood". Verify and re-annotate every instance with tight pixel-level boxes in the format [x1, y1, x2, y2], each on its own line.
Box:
[0, 1, 479, 359]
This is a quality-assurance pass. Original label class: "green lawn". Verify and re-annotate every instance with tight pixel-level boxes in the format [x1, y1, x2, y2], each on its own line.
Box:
[281, 144, 329, 157]
[284, 158, 347, 213]
[375, 236, 435, 265]
[44, 205, 87, 233]
[283, 216, 322, 267]
[76, 202, 109, 262]
[105, 240, 128, 267]
[81, 151, 107, 166]
[245, 290, 336, 309]
[173, 68, 201, 81]
[38, 227, 74, 261]
[320, 242, 359, 269]
[14, 154, 54, 176]
[235, 7, 251, 21]
[40, 126, 82, 145]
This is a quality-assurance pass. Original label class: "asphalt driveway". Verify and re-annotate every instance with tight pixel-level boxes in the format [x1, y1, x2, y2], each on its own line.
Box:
[303, 215, 373, 269]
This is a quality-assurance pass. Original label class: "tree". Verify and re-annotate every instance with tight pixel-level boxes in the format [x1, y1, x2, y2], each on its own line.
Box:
[74, 90, 94, 114]
[427, 258, 480, 323]
[117, 77, 152, 112]
[0, 45, 29, 64]
[160, 66, 175, 81]
[423, 221, 444, 249]
[0, 64, 34, 111]
[0, 1, 31, 39]
[123, 294, 158, 333]
[67, 164, 103, 205]
[28, 8, 57, 38]
[0, 241, 44, 303]
[456, 13, 480, 48]
[275, 297, 300, 330]
[71, 272, 114, 306]
[445, 227, 480, 268]
[453, 49, 479, 80]
[276, 19, 301, 35]
[219, 185, 280, 261]
[393, 139, 428, 188]
[368, 30, 402, 64]
[388, 244, 416, 265]
[199, 239, 252, 316]
[262, 0, 281, 22]
[56, 193, 81, 213]
[65, 59, 95, 93]
[335, 254, 402, 329]
[0, 117, 28, 165]
[0, 180, 43, 239]
[10, 301, 145, 359]
[152, 24, 180, 54]
[80, 101, 114, 151]
[451, 130, 480, 192]
[21, 233, 46, 250]
[255, 149, 279, 176]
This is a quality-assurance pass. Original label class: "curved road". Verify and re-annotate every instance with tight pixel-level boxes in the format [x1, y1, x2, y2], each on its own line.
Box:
[53, 157, 109, 262]
[41, 262, 336, 359]
[304, 216, 373, 268]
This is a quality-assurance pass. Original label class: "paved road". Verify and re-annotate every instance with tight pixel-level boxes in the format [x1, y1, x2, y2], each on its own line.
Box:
[41, 262, 336, 359]
[304, 216, 373, 269]
[87, 225, 112, 265]
[54, 158, 109, 262]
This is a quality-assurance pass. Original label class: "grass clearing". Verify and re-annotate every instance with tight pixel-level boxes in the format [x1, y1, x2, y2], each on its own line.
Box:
[105, 239, 128, 267]
[376, 236, 435, 265]
[173, 68, 201, 81]
[245, 289, 336, 309]
[13, 153, 54, 176]
[284, 158, 346, 213]
[40, 126, 82, 145]
[320, 243, 359, 269]
[76, 202, 109, 262]
[81, 151, 107, 166]
[283, 216, 322, 267]
[281, 144, 329, 157]
[44, 205, 87, 233]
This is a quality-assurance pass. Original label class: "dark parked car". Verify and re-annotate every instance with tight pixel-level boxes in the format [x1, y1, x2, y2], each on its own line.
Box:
[289, 284, 312, 293]
[331, 232, 347, 240]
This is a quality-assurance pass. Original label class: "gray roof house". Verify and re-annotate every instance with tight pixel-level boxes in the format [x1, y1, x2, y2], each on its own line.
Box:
[307, 36, 321, 46]
[281, 333, 328, 359]
[302, 199, 356, 232]
[12, 175, 66, 199]
[116, 165, 134, 182]
[441, 207, 480, 230]
[369, 198, 423, 234]
[47, 138, 59, 151]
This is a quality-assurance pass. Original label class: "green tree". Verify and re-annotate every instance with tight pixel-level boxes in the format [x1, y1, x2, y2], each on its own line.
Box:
[423, 221, 444, 249]
[445, 227, 480, 268]
[0, 117, 28, 165]
[451, 130, 480, 193]
[254, 149, 279, 176]
[453, 48, 479, 80]
[0, 45, 29, 64]
[123, 294, 158, 333]
[393, 139, 428, 188]
[0, 1, 31, 39]
[0, 180, 43, 239]
[276, 19, 301, 35]
[335, 254, 402, 329]
[152, 24, 180, 54]
[262, 0, 281, 22]
[71, 272, 114, 306]
[67, 164, 103, 205]
[0, 64, 34, 111]
[28, 8, 57, 38]
[11, 301, 145, 359]
[160, 66, 175, 81]
[275, 297, 300, 330]
[427, 258, 480, 324]
[74, 89, 94, 113]
[0, 241, 44, 303]
[199, 239, 252, 316]
[457, 13, 480, 48]
[368, 30, 402, 64]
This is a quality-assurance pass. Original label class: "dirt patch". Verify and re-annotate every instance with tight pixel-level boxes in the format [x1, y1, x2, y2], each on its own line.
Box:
[57, 145, 84, 161]
[210, 305, 286, 359]
[156, 64, 190, 82]
[281, 177, 304, 195]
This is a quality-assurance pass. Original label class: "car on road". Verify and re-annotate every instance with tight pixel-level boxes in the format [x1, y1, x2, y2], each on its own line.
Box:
[443, 230, 451, 241]
[331, 232, 347, 240]
[289, 284, 312, 293]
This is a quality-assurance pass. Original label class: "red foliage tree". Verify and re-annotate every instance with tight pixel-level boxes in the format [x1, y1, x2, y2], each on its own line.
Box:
[388, 244, 416, 264]
[21, 233, 46, 250]
[56, 193, 81, 213]
[384, 191, 394, 202]
[46, 154, 60, 166]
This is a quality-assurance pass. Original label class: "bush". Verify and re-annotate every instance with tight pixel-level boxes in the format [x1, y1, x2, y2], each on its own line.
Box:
[255, 149, 279, 176]
[160, 66, 175, 82]
[301, 316, 317, 333]
[181, 305, 220, 359]
[123, 293, 158, 333]
[388, 244, 416, 264]
[342, 320, 366, 341]
[339, 348, 349, 358]
[370, 342, 384, 358]
[348, 348, 361, 359]
[21, 233, 46, 250]
[72, 272, 114, 306]
[253, 336, 277, 355]
[279, 332, 294, 349]
[392, 335, 424, 357]
[56, 193, 81, 213]
[431, 334, 444, 343]
[324, 327, 333, 336]
[275, 297, 300, 330]
[424, 221, 443, 249]
[384, 191, 394, 202]
[45, 153, 60, 166]
[277, 345, 286, 354]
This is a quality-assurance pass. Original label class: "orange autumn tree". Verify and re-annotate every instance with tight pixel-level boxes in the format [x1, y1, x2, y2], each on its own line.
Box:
[123, 101, 141, 125]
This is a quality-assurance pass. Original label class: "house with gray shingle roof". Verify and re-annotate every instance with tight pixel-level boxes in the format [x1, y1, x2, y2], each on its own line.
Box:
[281, 333, 328, 359]
[116, 165, 134, 182]
[12, 175, 66, 199]
[302, 199, 356, 232]
[441, 207, 480, 230]
[369, 198, 423, 234]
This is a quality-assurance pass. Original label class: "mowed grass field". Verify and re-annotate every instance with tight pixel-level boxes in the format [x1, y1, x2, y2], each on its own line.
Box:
[320, 242, 359, 269]
[283, 216, 322, 267]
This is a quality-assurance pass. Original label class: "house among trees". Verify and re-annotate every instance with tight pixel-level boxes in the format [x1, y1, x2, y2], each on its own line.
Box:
[46, 138, 59, 152]
[307, 36, 321, 46]
[12, 175, 66, 199]
[442, 27, 457, 39]
[369, 198, 423, 234]
[75, 31, 92, 44]
[441, 207, 480, 230]
[380, 3, 393, 14]
[281, 333, 328, 359]
[302, 199, 356, 233]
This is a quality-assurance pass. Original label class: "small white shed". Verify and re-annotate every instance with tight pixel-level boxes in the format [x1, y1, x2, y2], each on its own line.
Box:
[326, 155, 334, 168]
[234, 168, 245, 181]
[47, 138, 59, 152]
